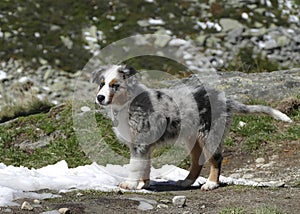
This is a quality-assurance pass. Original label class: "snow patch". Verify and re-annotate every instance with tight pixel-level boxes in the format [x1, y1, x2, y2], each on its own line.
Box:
[0, 161, 285, 206]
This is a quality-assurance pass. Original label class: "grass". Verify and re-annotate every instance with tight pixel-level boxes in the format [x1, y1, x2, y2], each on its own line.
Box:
[224, 98, 300, 153]
[227, 46, 280, 73]
[0, 102, 91, 168]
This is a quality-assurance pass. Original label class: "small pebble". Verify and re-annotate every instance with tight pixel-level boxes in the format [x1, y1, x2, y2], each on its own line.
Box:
[255, 157, 265, 164]
[238, 121, 247, 128]
[33, 199, 41, 204]
[21, 201, 34, 211]
[172, 195, 186, 207]
[159, 199, 170, 204]
[80, 106, 91, 112]
[157, 204, 169, 209]
[58, 207, 70, 214]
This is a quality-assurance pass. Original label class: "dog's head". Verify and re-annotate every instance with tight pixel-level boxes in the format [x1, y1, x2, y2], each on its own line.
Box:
[93, 65, 137, 106]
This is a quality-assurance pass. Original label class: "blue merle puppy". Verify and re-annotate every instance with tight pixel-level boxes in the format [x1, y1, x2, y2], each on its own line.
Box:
[93, 65, 292, 190]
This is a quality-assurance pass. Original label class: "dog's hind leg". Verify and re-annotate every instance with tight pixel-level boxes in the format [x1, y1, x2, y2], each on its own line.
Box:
[201, 150, 222, 191]
[176, 141, 204, 187]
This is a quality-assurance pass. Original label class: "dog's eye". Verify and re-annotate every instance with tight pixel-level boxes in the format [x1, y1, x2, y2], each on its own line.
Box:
[111, 83, 120, 90]
[100, 82, 105, 88]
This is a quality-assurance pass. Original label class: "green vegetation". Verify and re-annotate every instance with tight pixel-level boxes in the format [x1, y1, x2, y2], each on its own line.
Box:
[0, 103, 91, 168]
[225, 98, 300, 153]
[228, 46, 280, 73]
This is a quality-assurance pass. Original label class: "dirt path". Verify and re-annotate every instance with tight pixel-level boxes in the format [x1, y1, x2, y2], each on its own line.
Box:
[2, 185, 298, 214]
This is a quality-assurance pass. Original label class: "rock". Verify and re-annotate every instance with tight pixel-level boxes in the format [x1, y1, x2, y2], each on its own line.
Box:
[138, 202, 154, 211]
[264, 40, 278, 50]
[154, 35, 171, 47]
[80, 106, 91, 112]
[41, 211, 60, 214]
[238, 121, 247, 129]
[21, 201, 34, 211]
[129, 197, 157, 211]
[276, 36, 290, 47]
[255, 158, 265, 164]
[230, 173, 242, 179]
[2, 208, 12, 213]
[169, 38, 188, 46]
[157, 204, 169, 209]
[228, 27, 244, 44]
[0, 70, 7, 81]
[172, 195, 186, 207]
[219, 18, 243, 32]
[159, 199, 170, 204]
[33, 199, 41, 204]
[58, 207, 70, 214]
[242, 174, 254, 179]
[137, 20, 150, 27]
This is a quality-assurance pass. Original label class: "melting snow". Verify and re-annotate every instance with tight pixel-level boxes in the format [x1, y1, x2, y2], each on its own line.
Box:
[0, 160, 284, 207]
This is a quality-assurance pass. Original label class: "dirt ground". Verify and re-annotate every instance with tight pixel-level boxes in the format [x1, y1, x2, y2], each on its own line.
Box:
[1, 185, 299, 214]
[1, 151, 299, 214]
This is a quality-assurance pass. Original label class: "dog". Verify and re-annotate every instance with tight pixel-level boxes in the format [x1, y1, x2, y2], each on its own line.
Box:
[93, 64, 292, 191]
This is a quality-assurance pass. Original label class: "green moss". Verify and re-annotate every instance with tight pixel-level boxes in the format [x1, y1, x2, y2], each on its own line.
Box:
[0, 98, 53, 123]
[0, 103, 91, 168]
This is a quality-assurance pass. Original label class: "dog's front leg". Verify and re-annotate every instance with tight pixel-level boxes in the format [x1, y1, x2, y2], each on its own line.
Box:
[119, 144, 151, 190]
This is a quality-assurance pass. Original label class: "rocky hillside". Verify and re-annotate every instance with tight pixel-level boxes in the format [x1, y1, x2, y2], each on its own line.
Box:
[0, 0, 300, 72]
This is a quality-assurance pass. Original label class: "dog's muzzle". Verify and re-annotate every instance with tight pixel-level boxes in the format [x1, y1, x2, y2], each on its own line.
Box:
[97, 95, 105, 105]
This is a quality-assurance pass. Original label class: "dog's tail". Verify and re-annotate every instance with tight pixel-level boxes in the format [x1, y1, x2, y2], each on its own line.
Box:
[228, 100, 292, 123]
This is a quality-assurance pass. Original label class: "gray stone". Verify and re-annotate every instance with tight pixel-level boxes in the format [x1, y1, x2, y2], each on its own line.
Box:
[255, 157, 265, 164]
[41, 211, 60, 214]
[0, 70, 7, 81]
[276, 36, 290, 47]
[157, 204, 169, 209]
[195, 35, 207, 46]
[138, 202, 154, 211]
[129, 197, 157, 211]
[242, 174, 254, 179]
[264, 40, 278, 50]
[172, 195, 186, 207]
[154, 35, 171, 47]
[220, 18, 243, 32]
[228, 27, 244, 43]
[21, 201, 34, 211]
[137, 20, 150, 27]
[58, 208, 70, 214]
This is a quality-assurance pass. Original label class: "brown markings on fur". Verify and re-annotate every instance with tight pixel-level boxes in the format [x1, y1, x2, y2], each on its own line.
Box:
[207, 156, 221, 183]
[112, 87, 128, 105]
[109, 78, 118, 87]
[186, 142, 203, 181]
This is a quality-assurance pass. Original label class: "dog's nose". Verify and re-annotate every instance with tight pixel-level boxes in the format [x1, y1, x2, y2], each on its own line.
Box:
[97, 95, 105, 103]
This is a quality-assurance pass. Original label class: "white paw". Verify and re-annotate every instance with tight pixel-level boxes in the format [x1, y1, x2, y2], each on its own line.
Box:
[175, 179, 195, 187]
[201, 180, 219, 191]
[119, 179, 150, 190]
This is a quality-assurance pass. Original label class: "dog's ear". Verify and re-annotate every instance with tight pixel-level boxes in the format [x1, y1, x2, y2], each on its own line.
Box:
[118, 65, 137, 79]
[92, 68, 104, 84]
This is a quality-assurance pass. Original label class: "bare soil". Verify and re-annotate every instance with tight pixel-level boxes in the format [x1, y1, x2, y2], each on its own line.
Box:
[1, 143, 299, 214]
